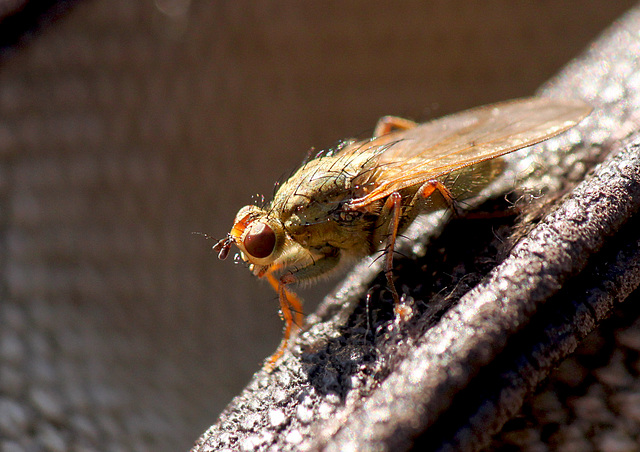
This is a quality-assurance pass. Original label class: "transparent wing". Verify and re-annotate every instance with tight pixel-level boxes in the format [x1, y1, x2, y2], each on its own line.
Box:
[341, 97, 591, 206]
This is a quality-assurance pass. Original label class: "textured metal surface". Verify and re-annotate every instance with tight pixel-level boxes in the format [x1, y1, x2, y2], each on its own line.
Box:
[0, 1, 637, 452]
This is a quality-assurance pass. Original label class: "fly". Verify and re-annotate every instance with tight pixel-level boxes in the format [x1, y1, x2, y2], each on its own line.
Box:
[213, 97, 591, 370]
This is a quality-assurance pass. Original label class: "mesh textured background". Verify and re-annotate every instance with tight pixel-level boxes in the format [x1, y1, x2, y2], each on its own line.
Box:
[0, 1, 636, 450]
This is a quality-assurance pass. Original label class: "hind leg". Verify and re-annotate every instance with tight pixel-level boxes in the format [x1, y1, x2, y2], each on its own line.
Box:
[373, 115, 417, 137]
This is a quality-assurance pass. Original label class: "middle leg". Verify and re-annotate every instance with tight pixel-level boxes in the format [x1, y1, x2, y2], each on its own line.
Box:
[379, 192, 414, 319]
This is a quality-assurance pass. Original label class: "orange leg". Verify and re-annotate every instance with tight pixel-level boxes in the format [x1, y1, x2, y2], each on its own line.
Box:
[373, 115, 417, 137]
[382, 180, 458, 320]
[382, 192, 403, 305]
[264, 272, 304, 371]
[417, 179, 460, 216]
[381, 192, 416, 321]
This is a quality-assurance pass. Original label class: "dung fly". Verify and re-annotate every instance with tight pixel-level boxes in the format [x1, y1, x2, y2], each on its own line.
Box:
[213, 97, 591, 370]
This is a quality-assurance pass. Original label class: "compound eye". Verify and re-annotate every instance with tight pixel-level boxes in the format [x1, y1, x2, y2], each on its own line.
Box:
[243, 222, 276, 259]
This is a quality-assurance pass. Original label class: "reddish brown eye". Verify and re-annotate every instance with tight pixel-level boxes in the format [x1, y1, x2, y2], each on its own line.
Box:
[243, 222, 276, 259]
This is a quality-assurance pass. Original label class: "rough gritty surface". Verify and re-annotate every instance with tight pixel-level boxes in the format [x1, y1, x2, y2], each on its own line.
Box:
[0, 2, 639, 452]
[490, 293, 640, 452]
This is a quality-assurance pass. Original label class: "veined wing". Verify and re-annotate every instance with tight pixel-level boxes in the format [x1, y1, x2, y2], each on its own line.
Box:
[346, 97, 591, 207]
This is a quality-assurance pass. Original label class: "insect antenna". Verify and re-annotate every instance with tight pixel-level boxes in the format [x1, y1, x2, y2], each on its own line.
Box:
[192, 232, 235, 260]
[214, 236, 234, 260]
[192, 231, 214, 241]
[192, 231, 222, 248]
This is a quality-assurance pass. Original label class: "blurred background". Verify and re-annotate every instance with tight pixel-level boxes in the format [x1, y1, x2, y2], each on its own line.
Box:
[0, 1, 635, 450]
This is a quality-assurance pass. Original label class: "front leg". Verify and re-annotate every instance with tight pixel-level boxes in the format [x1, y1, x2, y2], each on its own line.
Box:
[263, 249, 341, 371]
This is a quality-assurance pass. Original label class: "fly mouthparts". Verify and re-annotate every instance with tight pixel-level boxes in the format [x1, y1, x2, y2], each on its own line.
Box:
[212, 235, 233, 260]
